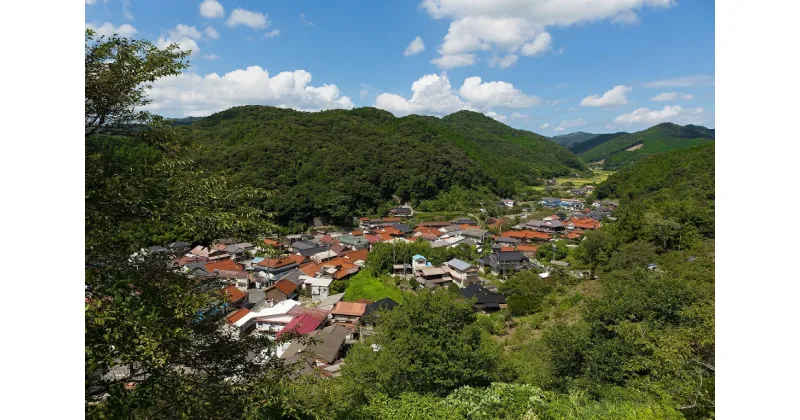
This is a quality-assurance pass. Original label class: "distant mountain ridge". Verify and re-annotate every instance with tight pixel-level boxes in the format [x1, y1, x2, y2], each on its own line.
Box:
[549, 131, 602, 147]
[575, 122, 715, 169]
[176, 106, 588, 225]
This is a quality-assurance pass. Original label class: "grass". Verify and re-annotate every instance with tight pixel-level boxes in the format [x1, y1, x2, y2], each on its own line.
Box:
[342, 271, 405, 303]
[527, 170, 615, 191]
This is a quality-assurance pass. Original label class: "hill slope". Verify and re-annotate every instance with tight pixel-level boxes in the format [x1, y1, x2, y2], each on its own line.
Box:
[578, 123, 714, 169]
[178, 106, 587, 225]
[549, 131, 601, 147]
[568, 131, 628, 154]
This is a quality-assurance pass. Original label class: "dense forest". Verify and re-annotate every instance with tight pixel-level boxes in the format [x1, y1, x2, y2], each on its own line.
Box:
[573, 123, 714, 169]
[549, 131, 606, 147]
[176, 106, 588, 226]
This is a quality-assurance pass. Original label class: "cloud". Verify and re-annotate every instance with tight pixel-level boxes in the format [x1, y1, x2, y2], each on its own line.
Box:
[374, 73, 541, 117]
[359, 84, 376, 100]
[488, 54, 518, 69]
[300, 13, 315, 27]
[404, 36, 425, 56]
[85, 22, 137, 37]
[145, 66, 354, 117]
[263, 29, 281, 38]
[424, 0, 674, 68]
[122, 0, 133, 20]
[485, 111, 507, 123]
[580, 85, 631, 107]
[511, 112, 531, 120]
[156, 24, 207, 56]
[204, 26, 220, 40]
[202, 53, 219, 60]
[553, 127, 565, 132]
[539, 123, 550, 129]
[613, 105, 704, 126]
[85, 0, 105, 5]
[459, 76, 540, 108]
[227, 8, 268, 29]
[650, 91, 693, 101]
[375, 74, 467, 116]
[430, 53, 476, 69]
[199, 0, 224, 19]
[642, 75, 714, 88]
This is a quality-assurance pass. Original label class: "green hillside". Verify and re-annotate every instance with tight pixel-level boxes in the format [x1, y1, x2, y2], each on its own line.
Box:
[578, 123, 714, 169]
[178, 106, 587, 225]
[549, 131, 600, 147]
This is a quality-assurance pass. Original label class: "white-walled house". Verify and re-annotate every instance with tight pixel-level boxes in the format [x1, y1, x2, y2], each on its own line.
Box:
[411, 254, 429, 271]
[301, 275, 333, 302]
[444, 258, 480, 288]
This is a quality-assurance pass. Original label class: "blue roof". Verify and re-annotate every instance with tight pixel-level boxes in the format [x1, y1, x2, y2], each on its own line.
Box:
[412, 254, 426, 261]
[252, 257, 265, 264]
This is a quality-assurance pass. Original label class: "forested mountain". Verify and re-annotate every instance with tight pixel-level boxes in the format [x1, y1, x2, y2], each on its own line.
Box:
[549, 131, 601, 147]
[568, 131, 629, 154]
[576, 123, 714, 169]
[178, 106, 588, 226]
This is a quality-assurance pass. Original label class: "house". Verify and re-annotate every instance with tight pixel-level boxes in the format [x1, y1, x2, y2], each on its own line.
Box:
[451, 218, 478, 226]
[247, 290, 266, 310]
[215, 270, 250, 290]
[280, 324, 350, 369]
[264, 279, 300, 306]
[311, 250, 338, 263]
[498, 198, 516, 208]
[388, 223, 413, 236]
[524, 219, 566, 234]
[460, 284, 507, 313]
[494, 236, 519, 246]
[297, 245, 331, 258]
[253, 300, 302, 336]
[221, 285, 248, 308]
[390, 206, 413, 218]
[225, 308, 254, 337]
[392, 263, 413, 277]
[479, 251, 530, 276]
[316, 292, 345, 311]
[337, 234, 370, 251]
[190, 245, 228, 261]
[516, 244, 540, 258]
[360, 297, 399, 338]
[461, 227, 490, 242]
[415, 267, 454, 288]
[301, 275, 333, 302]
[225, 242, 254, 261]
[204, 259, 244, 274]
[411, 254, 430, 271]
[167, 241, 191, 255]
[550, 260, 570, 268]
[330, 301, 367, 331]
[255, 257, 301, 280]
[569, 217, 601, 231]
[291, 240, 319, 253]
[501, 230, 552, 243]
[444, 258, 479, 288]
[277, 313, 324, 340]
[418, 221, 451, 228]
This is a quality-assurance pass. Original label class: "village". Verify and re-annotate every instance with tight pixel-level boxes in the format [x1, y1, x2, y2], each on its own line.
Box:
[141, 192, 619, 379]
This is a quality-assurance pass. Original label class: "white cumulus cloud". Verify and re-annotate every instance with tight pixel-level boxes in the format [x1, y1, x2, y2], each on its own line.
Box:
[156, 24, 208, 56]
[539, 123, 550, 129]
[404, 36, 425, 56]
[199, 0, 224, 19]
[227, 8, 268, 29]
[459, 76, 541, 108]
[580, 85, 631, 107]
[553, 126, 565, 132]
[85, 22, 137, 37]
[424, 0, 674, 68]
[613, 105, 704, 126]
[202, 53, 219, 60]
[650, 91, 693, 101]
[375, 74, 467, 117]
[374, 73, 541, 117]
[485, 111, 507, 123]
[145, 66, 354, 117]
[511, 112, 531, 120]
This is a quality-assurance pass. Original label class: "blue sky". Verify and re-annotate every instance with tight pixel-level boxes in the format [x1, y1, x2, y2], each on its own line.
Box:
[85, 0, 715, 134]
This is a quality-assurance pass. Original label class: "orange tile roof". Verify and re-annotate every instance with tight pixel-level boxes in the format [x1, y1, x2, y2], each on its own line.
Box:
[263, 238, 280, 246]
[581, 208, 592, 214]
[501, 230, 551, 240]
[331, 301, 367, 317]
[378, 233, 393, 241]
[500, 246, 515, 252]
[565, 231, 583, 239]
[382, 217, 401, 222]
[258, 257, 298, 269]
[299, 262, 321, 277]
[226, 308, 251, 324]
[382, 226, 402, 236]
[288, 254, 305, 264]
[458, 224, 472, 229]
[570, 218, 600, 230]
[271, 279, 298, 295]
[344, 249, 368, 262]
[359, 217, 370, 221]
[221, 286, 247, 303]
[351, 230, 364, 236]
[205, 259, 243, 273]
[516, 245, 540, 252]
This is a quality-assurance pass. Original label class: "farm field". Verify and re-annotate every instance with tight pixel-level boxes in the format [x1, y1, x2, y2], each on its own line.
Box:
[528, 170, 616, 191]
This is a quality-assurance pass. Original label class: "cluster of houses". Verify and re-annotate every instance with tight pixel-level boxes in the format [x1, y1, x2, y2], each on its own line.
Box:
[138, 197, 615, 379]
